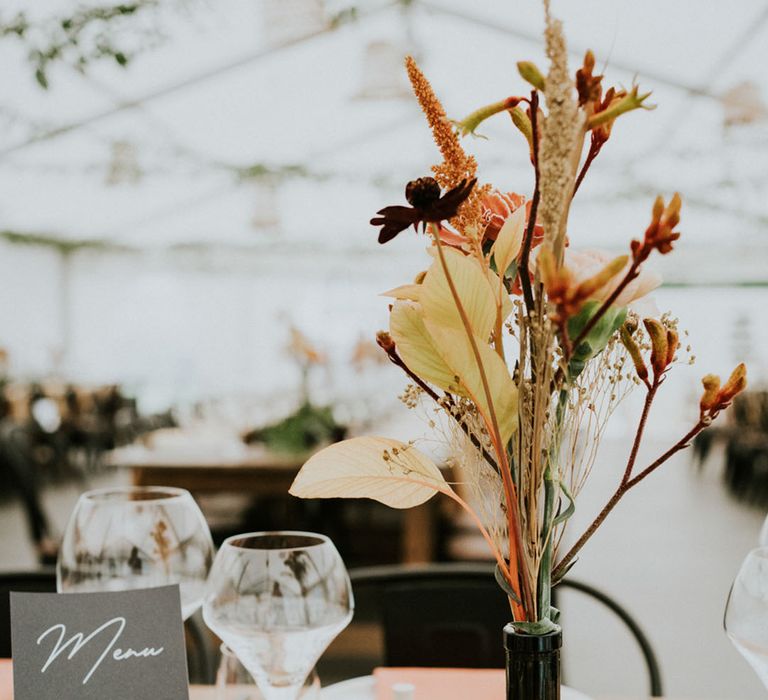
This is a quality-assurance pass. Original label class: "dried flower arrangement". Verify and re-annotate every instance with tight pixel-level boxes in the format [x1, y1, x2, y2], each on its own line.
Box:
[290, 4, 747, 632]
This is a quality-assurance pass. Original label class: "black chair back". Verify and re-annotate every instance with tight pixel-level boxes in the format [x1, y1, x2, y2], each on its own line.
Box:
[0, 570, 56, 658]
[352, 564, 508, 668]
[349, 563, 664, 697]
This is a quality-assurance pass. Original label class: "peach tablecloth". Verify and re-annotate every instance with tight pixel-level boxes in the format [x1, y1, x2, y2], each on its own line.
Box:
[374, 667, 505, 698]
[0, 660, 217, 700]
[0, 659, 688, 699]
[0, 661, 10, 700]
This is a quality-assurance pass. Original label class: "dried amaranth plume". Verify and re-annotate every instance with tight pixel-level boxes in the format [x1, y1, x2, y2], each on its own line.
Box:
[538, 0, 583, 261]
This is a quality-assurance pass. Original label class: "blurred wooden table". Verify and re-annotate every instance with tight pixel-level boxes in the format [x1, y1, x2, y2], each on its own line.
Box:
[109, 445, 437, 564]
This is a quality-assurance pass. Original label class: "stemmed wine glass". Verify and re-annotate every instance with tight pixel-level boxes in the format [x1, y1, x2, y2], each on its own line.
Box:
[216, 644, 320, 700]
[57, 486, 214, 619]
[758, 513, 768, 547]
[724, 547, 768, 688]
[203, 531, 353, 700]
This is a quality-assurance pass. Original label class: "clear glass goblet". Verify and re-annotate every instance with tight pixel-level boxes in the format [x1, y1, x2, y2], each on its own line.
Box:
[57, 485, 214, 619]
[216, 644, 320, 700]
[204, 531, 353, 700]
[758, 513, 768, 547]
[725, 547, 768, 688]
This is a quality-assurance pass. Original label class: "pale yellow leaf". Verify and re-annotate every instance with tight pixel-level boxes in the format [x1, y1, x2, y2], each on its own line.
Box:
[389, 301, 464, 395]
[381, 284, 421, 301]
[425, 322, 518, 447]
[486, 267, 514, 325]
[420, 247, 496, 340]
[491, 207, 526, 276]
[289, 436, 451, 508]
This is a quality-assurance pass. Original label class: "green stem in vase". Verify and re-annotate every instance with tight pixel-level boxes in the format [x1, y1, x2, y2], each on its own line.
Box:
[536, 389, 569, 625]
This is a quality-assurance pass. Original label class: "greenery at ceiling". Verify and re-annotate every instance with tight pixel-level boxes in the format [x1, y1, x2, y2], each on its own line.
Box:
[0, 1, 164, 89]
[0, 229, 132, 255]
[234, 163, 319, 183]
[1, 0, 366, 90]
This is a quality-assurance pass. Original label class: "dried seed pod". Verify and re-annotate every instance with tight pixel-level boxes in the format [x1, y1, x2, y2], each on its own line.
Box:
[665, 328, 679, 367]
[718, 363, 747, 405]
[699, 374, 721, 413]
[620, 325, 648, 383]
[643, 318, 668, 378]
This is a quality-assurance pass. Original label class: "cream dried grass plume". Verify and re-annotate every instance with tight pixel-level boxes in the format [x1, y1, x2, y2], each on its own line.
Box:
[538, 0, 585, 261]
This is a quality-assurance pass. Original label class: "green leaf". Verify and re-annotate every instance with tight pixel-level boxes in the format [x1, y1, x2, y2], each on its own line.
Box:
[494, 564, 521, 604]
[511, 619, 561, 635]
[553, 481, 575, 526]
[551, 557, 578, 587]
[517, 61, 546, 91]
[34, 67, 49, 89]
[567, 301, 627, 379]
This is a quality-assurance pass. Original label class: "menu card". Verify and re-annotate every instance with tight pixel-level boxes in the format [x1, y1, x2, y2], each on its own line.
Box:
[10, 585, 189, 700]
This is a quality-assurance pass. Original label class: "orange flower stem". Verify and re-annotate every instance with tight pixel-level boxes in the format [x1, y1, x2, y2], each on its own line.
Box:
[398, 475, 511, 580]
[442, 489, 514, 591]
[369, 472, 514, 600]
[429, 223, 531, 618]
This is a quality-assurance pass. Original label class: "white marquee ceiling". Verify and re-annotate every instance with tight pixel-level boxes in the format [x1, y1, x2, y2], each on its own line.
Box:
[0, 0, 766, 283]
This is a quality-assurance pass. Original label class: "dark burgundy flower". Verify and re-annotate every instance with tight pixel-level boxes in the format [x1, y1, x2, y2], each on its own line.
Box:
[370, 177, 477, 244]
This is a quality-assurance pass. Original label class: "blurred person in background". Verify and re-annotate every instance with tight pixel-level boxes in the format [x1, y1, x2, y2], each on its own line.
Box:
[0, 384, 56, 564]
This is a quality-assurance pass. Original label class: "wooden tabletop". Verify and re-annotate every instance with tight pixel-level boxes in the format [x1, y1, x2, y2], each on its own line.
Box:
[112, 442, 441, 564]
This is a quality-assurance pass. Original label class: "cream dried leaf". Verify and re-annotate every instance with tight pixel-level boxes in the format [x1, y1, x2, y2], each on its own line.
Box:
[390, 301, 465, 395]
[491, 206, 526, 277]
[424, 321, 518, 447]
[289, 436, 451, 508]
[381, 284, 422, 301]
[420, 247, 496, 340]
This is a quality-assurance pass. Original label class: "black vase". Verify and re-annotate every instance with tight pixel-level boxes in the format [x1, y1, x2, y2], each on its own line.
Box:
[504, 625, 561, 700]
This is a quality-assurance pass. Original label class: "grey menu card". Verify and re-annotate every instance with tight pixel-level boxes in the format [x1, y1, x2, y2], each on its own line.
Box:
[10, 585, 189, 699]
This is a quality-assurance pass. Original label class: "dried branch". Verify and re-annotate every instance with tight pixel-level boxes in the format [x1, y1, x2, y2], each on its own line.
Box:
[552, 382, 706, 582]
[377, 337, 501, 476]
[518, 90, 541, 316]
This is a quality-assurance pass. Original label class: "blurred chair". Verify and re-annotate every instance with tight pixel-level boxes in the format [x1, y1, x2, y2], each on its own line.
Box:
[348, 563, 663, 697]
[0, 570, 213, 683]
[0, 570, 56, 658]
[0, 405, 55, 564]
[694, 390, 768, 506]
